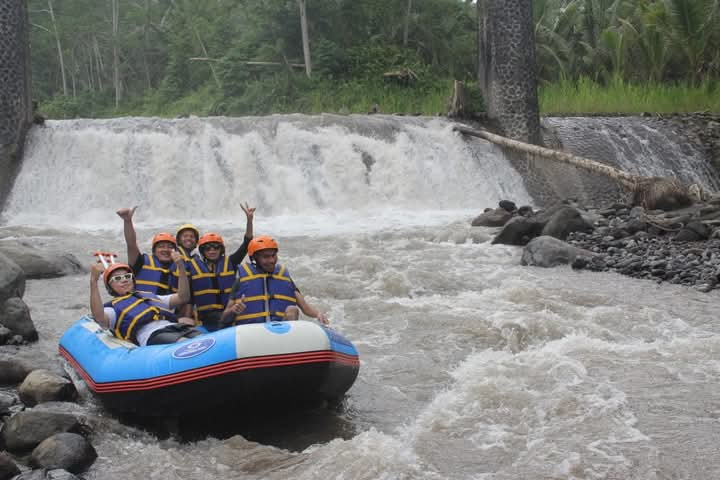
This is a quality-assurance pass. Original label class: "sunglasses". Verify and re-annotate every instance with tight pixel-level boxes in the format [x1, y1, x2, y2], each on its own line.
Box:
[109, 272, 134, 283]
[203, 244, 222, 250]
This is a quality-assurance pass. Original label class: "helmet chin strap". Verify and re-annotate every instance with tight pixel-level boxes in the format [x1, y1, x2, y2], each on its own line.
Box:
[93, 251, 119, 270]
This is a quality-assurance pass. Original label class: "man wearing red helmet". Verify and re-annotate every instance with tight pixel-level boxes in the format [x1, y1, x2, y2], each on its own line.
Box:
[116, 206, 182, 296]
[89, 250, 201, 346]
[222, 235, 329, 326]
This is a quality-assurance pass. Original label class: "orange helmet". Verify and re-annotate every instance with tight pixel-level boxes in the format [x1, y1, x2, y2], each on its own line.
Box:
[103, 263, 133, 295]
[248, 235, 279, 257]
[198, 232, 225, 251]
[152, 232, 177, 249]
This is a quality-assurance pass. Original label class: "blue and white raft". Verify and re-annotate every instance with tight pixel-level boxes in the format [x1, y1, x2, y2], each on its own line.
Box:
[59, 316, 360, 416]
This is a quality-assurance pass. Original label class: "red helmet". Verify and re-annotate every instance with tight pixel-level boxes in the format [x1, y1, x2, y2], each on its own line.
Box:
[152, 232, 177, 249]
[198, 232, 225, 252]
[248, 235, 279, 257]
[103, 263, 133, 295]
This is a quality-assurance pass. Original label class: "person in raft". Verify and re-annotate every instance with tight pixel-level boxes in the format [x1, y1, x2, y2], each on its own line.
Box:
[116, 206, 180, 296]
[89, 251, 202, 346]
[221, 235, 330, 326]
[175, 223, 201, 261]
[176, 203, 256, 330]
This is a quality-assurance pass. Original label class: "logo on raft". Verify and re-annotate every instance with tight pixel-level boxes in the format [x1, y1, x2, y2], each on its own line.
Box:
[172, 337, 216, 359]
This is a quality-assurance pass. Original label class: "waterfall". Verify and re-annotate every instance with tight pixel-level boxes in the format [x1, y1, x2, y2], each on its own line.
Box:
[1, 114, 531, 228]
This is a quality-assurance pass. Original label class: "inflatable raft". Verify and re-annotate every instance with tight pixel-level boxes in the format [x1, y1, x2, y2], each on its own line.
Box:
[59, 316, 360, 416]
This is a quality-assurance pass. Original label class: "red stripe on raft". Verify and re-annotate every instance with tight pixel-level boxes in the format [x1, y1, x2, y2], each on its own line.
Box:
[58, 346, 359, 394]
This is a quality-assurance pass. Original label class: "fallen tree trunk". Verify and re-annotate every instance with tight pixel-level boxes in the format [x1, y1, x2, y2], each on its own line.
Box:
[454, 124, 701, 211]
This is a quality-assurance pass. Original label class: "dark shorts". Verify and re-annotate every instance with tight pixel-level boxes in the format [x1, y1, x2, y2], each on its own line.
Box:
[147, 323, 202, 345]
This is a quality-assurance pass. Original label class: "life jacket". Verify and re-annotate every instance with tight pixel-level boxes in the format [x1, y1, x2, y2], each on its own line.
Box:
[105, 292, 177, 343]
[134, 253, 177, 295]
[177, 245, 195, 262]
[187, 254, 236, 320]
[232, 262, 296, 324]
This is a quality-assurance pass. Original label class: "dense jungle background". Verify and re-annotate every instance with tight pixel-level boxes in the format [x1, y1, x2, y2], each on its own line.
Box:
[29, 0, 720, 118]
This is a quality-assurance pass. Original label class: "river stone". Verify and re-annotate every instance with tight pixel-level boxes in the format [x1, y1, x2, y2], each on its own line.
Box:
[541, 206, 593, 240]
[492, 216, 545, 246]
[0, 243, 83, 279]
[0, 356, 33, 385]
[0, 252, 25, 302]
[521, 235, 594, 268]
[0, 296, 37, 341]
[1, 411, 81, 452]
[30, 433, 97, 474]
[0, 451, 20, 480]
[8, 469, 80, 480]
[471, 208, 513, 227]
[19, 370, 77, 407]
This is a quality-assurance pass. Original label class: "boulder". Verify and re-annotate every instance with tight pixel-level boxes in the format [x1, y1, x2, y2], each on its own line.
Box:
[521, 236, 594, 268]
[471, 208, 513, 227]
[7, 469, 80, 480]
[541, 206, 594, 240]
[30, 433, 97, 474]
[0, 356, 34, 385]
[0, 243, 83, 279]
[19, 370, 77, 407]
[0, 451, 21, 480]
[492, 216, 545, 246]
[0, 252, 25, 302]
[0, 297, 37, 341]
[1, 411, 82, 452]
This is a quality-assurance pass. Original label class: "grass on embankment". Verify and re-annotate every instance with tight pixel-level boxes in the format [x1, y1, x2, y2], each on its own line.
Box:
[539, 77, 720, 115]
[39, 75, 719, 119]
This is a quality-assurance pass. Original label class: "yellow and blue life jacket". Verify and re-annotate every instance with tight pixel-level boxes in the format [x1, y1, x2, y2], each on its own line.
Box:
[188, 254, 236, 319]
[232, 262, 296, 324]
[134, 253, 178, 295]
[105, 292, 177, 343]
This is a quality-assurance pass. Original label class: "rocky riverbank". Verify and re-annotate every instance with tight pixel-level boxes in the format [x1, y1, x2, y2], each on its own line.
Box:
[475, 197, 720, 292]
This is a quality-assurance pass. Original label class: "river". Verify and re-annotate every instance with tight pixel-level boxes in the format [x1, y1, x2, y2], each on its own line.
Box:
[1, 115, 718, 479]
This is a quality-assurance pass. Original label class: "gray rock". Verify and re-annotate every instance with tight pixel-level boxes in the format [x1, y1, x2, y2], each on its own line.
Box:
[1, 411, 81, 452]
[0, 451, 21, 480]
[0, 243, 83, 280]
[19, 370, 77, 407]
[0, 297, 37, 341]
[9, 469, 80, 480]
[0, 252, 25, 302]
[0, 356, 33, 385]
[471, 208, 513, 227]
[521, 236, 594, 268]
[30, 433, 97, 474]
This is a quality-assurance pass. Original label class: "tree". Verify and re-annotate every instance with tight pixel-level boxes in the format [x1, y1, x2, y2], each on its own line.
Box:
[298, 0, 312, 77]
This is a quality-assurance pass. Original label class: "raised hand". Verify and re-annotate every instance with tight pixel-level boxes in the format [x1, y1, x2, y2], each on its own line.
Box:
[116, 206, 137, 220]
[241, 202, 256, 220]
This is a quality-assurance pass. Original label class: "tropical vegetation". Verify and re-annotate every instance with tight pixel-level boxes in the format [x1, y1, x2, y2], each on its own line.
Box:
[29, 0, 720, 118]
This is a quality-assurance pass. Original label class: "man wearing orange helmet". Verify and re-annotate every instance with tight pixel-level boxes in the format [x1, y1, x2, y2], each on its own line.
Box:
[222, 235, 329, 326]
[116, 206, 182, 296]
[182, 203, 256, 331]
[89, 250, 201, 346]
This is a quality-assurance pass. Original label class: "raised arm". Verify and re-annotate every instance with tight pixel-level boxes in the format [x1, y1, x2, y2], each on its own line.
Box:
[295, 291, 329, 325]
[116, 206, 141, 266]
[229, 202, 256, 265]
[90, 263, 109, 328]
[242, 202, 255, 239]
[169, 250, 191, 308]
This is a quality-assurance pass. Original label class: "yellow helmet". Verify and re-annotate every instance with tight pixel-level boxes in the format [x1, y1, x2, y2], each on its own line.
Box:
[176, 223, 200, 243]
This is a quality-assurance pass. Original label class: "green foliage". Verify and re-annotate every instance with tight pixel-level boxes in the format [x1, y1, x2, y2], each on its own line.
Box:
[28, 0, 720, 118]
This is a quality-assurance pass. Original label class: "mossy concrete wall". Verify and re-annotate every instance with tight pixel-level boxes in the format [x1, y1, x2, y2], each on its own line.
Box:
[0, 0, 32, 211]
[478, 0, 541, 145]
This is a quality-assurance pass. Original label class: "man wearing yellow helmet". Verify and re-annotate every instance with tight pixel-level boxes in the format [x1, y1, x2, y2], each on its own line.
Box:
[175, 223, 200, 260]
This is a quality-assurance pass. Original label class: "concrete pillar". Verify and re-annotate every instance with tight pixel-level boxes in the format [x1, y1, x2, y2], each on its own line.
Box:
[0, 0, 33, 210]
[478, 0, 541, 145]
